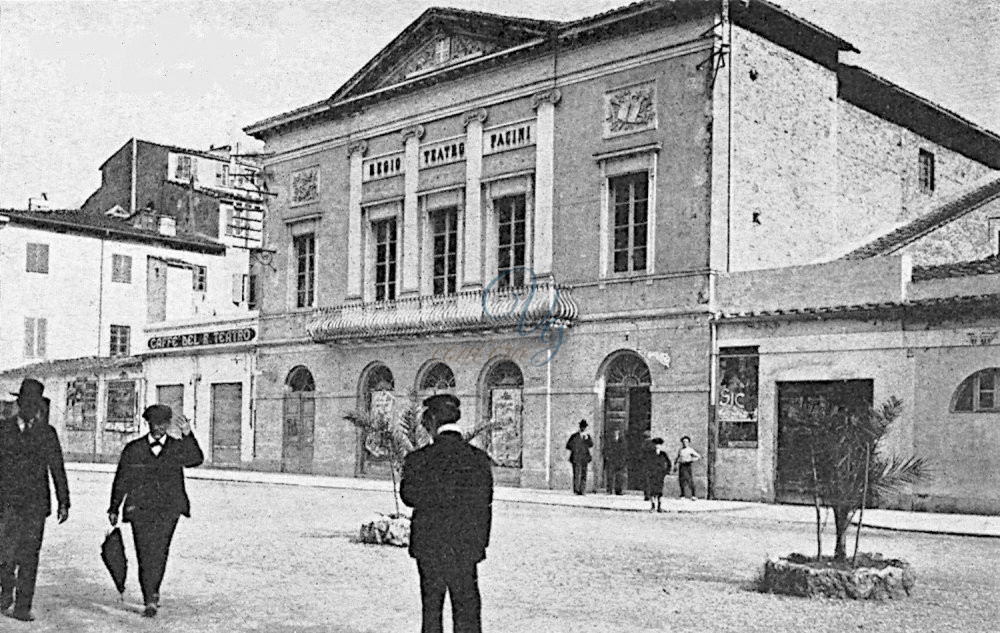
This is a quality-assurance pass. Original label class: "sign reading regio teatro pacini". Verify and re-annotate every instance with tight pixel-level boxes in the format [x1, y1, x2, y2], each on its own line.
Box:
[148, 327, 256, 350]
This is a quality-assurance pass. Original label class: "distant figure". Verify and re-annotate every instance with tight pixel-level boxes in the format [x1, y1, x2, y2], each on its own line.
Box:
[646, 438, 672, 512]
[108, 404, 204, 618]
[0, 378, 70, 622]
[673, 435, 701, 500]
[604, 429, 626, 495]
[565, 420, 594, 495]
[400, 394, 493, 633]
[640, 430, 657, 501]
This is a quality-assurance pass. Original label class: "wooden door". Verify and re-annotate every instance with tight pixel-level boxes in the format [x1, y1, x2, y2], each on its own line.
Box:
[210, 383, 242, 468]
[282, 393, 315, 473]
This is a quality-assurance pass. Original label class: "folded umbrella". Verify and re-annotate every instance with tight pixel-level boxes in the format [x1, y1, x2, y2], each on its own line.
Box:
[101, 527, 128, 597]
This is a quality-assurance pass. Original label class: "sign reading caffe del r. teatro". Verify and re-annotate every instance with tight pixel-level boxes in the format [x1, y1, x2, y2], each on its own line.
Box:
[148, 327, 256, 350]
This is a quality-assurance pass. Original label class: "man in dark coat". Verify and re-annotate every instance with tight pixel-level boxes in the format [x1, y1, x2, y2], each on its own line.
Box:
[565, 419, 593, 495]
[400, 394, 493, 633]
[108, 404, 203, 617]
[0, 378, 70, 622]
[603, 429, 626, 495]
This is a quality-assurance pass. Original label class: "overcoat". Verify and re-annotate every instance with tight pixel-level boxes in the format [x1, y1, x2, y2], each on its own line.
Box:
[0, 416, 70, 518]
[108, 434, 204, 522]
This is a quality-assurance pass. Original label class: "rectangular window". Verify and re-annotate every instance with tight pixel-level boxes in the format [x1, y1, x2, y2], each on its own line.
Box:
[495, 195, 527, 289]
[294, 233, 316, 308]
[717, 347, 759, 448]
[24, 317, 47, 358]
[111, 254, 132, 283]
[431, 207, 458, 296]
[110, 324, 130, 357]
[26, 243, 49, 273]
[175, 154, 194, 181]
[610, 172, 649, 274]
[373, 219, 397, 302]
[978, 369, 998, 411]
[193, 265, 207, 292]
[247, 273, 259, 310]
[918, 149, 935, 193]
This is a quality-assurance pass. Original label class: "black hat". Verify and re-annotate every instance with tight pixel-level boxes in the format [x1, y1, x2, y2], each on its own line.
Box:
[579, 419, 588, 429]
[651, 437, 664, 445]
[11, 378, 44, 402]
[423, 394, 461, 424]
[142, 404, 173, 426]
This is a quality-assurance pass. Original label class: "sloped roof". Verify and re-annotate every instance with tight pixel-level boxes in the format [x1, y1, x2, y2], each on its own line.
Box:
[718, 292, 1000, 321]
[843, 176, 1000, 260]
[913, 255, 1000, 281]
[1, 209, 225, 255]
[0, 356, 142, 380]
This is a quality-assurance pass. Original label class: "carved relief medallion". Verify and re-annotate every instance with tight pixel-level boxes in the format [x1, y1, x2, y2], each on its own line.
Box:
[290, 167, 320, 205]
[603, 81, 657, 138]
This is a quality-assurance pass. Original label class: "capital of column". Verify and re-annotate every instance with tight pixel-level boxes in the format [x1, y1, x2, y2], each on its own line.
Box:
[531, 88, 562, 110]
[462, 108, 489, 128]
[347, 139, 368, 157]
[400, 124, 425, 143]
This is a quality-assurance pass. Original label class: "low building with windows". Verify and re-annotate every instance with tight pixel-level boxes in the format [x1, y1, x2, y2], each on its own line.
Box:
[242, 1, 1000, 498]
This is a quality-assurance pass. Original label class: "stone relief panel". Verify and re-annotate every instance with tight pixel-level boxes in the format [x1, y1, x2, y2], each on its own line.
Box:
[603, 81, 657, 138]
[381, 34, 502, 86]
[290, 167, 320, 205]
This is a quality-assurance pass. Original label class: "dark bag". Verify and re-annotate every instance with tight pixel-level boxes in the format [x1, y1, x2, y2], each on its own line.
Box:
[101, 527, 128, 596]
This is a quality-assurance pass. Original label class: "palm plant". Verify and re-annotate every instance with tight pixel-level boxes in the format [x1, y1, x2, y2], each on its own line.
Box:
[344, 391, 514, 515]
[786, 395, 931, 562]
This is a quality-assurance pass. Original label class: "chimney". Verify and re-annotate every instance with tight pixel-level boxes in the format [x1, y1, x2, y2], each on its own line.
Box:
[158, 216, 177, 237]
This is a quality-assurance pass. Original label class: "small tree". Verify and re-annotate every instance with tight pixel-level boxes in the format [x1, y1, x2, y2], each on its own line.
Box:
[786, 395, 930, 562]
[344, 391, 512, 516]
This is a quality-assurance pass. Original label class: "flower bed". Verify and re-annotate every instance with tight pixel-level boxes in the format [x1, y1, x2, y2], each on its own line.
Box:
[762, 553, 915, 600]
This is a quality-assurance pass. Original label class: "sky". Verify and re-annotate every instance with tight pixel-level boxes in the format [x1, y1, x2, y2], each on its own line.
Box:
[1, 0, 998, 209]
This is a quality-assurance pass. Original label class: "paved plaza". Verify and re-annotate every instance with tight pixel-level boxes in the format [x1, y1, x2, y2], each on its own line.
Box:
[14, 471, 1000, 633]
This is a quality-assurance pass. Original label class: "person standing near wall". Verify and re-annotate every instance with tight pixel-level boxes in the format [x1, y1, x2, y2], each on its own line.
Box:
[565, 420, 593, 495]
[0, 378, 70, 622]
[672, 435, 701, 500]
[604, 429, 626, 495]
[646, 438, 672, 512]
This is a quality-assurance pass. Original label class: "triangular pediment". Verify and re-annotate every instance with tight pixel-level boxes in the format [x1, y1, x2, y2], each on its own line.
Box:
[331, 8, 555, 103]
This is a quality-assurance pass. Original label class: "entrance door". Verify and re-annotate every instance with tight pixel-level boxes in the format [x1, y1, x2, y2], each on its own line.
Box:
[775, 380, 873, 503]
[603, 351, 652, 492]
[282, 393, 315, 473]
[210, 383, 242, 468]
[156, 384, 184, 419]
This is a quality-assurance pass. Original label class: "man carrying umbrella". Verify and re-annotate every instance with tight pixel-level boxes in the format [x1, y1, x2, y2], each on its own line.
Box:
[0, 378, 70, 622]
[107, 404, 203, 617]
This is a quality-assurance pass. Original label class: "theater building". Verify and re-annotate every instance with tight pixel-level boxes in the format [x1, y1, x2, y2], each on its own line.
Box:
[244, 0, 1000, 497]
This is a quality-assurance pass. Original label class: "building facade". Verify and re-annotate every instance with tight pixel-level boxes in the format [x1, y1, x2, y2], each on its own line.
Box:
[242, 1, 1000, 500]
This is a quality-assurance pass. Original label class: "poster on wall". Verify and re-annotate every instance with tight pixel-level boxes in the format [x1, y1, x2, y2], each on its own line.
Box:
[365, 390, 395, 459]
[65, 378, 98, 431]
[105, 380, 138, 433]
[490, 388, 523, 468]
[716, 349, 759, 447]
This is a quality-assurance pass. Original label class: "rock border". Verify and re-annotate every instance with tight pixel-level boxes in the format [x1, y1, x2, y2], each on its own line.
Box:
[762, 553, 916, 600]
[359, 514, 411, 547]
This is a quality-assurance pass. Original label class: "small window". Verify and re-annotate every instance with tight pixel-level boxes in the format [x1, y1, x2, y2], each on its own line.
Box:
[24, 317, 47, 358]
[247, 273, 259, 310]
[918, 149, 935, 194]
[952, 368, 1000, 412]
[111, 254, 132, 283]
[175, 155, 194, 181]
[294, 233, 316, 308]
[193, 265, 207, 292]
[26, 243, 49, 273]
[110, 325, 130, 357]
[610, 172, 649, 274]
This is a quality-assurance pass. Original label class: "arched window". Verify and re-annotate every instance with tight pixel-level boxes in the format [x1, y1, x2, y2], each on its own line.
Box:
[418, 362, 456, 394]
[286, 365, 315, 393]
[952, 368, 1000, 412]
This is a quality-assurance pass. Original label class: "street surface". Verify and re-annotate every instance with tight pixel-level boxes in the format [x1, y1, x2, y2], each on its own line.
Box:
[15, 471, 1000, 632]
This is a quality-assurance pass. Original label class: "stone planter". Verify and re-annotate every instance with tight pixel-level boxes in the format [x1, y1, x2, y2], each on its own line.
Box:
[762, 553, 916, 600]
[359, 514, 411, 547]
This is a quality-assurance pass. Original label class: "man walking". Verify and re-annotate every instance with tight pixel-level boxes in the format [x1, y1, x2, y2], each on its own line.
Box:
[108, 404, 203, 617]
[565, 420, 593, 495]
[401, 394, 493, 633]
[0, 378, 70, 622]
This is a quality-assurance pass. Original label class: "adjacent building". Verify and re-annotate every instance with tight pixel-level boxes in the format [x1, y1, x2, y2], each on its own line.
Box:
[241, 0, 999, 504]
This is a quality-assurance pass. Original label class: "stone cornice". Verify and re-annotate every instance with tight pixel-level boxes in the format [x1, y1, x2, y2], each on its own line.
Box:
[462, 108, 489, 128]
[531, 88, 562, 110]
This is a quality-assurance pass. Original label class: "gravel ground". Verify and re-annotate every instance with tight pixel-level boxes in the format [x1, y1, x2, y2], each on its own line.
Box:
[14, 471, 1000, 632]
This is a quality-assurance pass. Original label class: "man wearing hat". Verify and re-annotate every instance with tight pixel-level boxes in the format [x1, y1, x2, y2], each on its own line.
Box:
[565, 419, 593, 495]
[107, 403, 203, 618]
[0, 378, 70, 622]
[400, 394, 493, 633]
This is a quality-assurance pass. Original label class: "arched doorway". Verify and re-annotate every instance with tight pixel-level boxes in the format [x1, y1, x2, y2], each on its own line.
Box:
[481, 360, 525, 469]
[358, 363, 395, 473]
[282, 366, 315, 473]
[602, 351, 651, 492]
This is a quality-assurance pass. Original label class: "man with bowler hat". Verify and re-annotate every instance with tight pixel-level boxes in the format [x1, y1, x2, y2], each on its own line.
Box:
[400, 394, 493, 633]
[565, 420, 593, 495]
[108, 404, 203, 617]
[0, 378, 70, 622]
